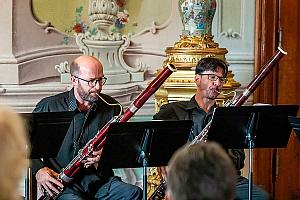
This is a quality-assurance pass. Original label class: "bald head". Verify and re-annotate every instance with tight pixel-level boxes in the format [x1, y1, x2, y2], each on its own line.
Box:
[70, 55, 105, 106]
[70, 55, 103, 77]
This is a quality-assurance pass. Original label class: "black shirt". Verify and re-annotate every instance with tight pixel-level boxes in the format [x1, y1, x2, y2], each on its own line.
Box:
[32, 89, 121, 193]
[153, 95, 245, 172]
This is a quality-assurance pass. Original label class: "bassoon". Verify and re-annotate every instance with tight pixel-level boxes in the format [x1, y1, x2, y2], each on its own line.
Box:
[148, 46, 287, 200]
[39, 63, 176, 200]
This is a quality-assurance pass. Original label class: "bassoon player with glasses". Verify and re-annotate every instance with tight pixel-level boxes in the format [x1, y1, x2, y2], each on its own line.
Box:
[32, 55, 176, 200]
[151, 48, 287, 200]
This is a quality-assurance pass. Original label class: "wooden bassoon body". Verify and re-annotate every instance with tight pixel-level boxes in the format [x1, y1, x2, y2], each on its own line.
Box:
[39, 64, 176, 200]
[148, 47, 287, 200]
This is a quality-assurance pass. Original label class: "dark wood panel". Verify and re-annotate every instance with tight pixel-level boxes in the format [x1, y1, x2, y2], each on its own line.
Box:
[254, 0, 300, 199]
[253, 0, 279, 197]
[275, 0, 300, 199]
[254, 0, 279, 105]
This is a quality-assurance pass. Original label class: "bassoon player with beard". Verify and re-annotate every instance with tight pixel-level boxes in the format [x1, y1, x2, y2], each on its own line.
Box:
[32, 55, 142, 199]
[154, 57, 270, 200]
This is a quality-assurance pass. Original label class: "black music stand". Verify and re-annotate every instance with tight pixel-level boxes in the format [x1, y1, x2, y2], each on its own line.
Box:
[207, 105, 299, 200]
[99, 120, 193, 200]
[288, 116, 300, 141]
[22, 111, 74, 200]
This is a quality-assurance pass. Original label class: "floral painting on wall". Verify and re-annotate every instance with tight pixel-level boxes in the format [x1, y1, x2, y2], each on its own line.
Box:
[32, 0, 171, 43]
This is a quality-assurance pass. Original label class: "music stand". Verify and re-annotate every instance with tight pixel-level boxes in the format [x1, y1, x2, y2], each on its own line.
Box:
[288, 116, 300, 141]
[99, 120, 193, 200]
[207, 105, 299, 200]
[22, 111, 74, 200]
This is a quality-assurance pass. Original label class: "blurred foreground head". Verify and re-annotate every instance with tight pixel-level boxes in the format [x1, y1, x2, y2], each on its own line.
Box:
[166, 141, 236, 200]
[0, 106, 28, 200]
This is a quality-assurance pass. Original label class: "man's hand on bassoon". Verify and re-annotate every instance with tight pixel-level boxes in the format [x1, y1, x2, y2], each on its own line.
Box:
[36, 167, 64, 196]
[82, 147, 103, 168]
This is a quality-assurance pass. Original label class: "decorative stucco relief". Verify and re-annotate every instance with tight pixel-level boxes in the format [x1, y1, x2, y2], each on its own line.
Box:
[30, 0, 68, 35]
[125, 0, 183, 71]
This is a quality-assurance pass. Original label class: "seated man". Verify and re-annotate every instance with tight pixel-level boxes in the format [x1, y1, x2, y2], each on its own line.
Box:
[154, 57, 270, 200]
[166, 141, 236, 200]
[32, 55, 142, 200]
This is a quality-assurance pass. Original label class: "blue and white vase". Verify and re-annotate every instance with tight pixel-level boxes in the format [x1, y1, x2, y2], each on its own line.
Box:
[178, 0, 216, 36]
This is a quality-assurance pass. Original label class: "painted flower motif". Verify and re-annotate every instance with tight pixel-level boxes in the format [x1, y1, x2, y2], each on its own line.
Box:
[73, 23, 83, 33]
[72, 23, 88, 33]
[116, 0, 126, 8]
[118, 10, 130, 23]
[115, 10, 129, 29]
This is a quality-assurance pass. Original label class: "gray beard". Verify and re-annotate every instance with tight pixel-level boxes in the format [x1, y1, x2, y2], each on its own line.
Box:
[77, 83, 99, 104]
[207, 87, 220, 100]
[207, 92, 218, 100]
[208, 96, 216, 100]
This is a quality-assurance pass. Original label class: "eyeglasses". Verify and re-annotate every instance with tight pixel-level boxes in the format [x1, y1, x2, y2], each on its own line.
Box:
[74, 76, 107, 86]
[199, 74, 227, 83]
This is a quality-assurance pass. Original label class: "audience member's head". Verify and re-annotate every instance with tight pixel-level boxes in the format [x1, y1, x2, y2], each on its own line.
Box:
[166, 141, 236, 200]
[0, 106, 28, 200]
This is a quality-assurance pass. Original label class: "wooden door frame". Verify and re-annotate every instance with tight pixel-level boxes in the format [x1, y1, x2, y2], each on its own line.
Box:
[254, 0, 280, 197]
[254, 0, 300, 199]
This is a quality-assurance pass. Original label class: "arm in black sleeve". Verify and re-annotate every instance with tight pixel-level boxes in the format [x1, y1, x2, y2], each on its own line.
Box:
[31, 159, 45, 175]
[153, 103, 177, 120]
[31, 100, 49, 175]
[227, 148, 245, 175]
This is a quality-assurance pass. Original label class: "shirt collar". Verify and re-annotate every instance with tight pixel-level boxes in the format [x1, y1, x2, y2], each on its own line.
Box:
[68, 88, 78, 111]
[185, 95, 218, 114]
[184, 95, 199, 110]
[68, 88, 99, 112]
